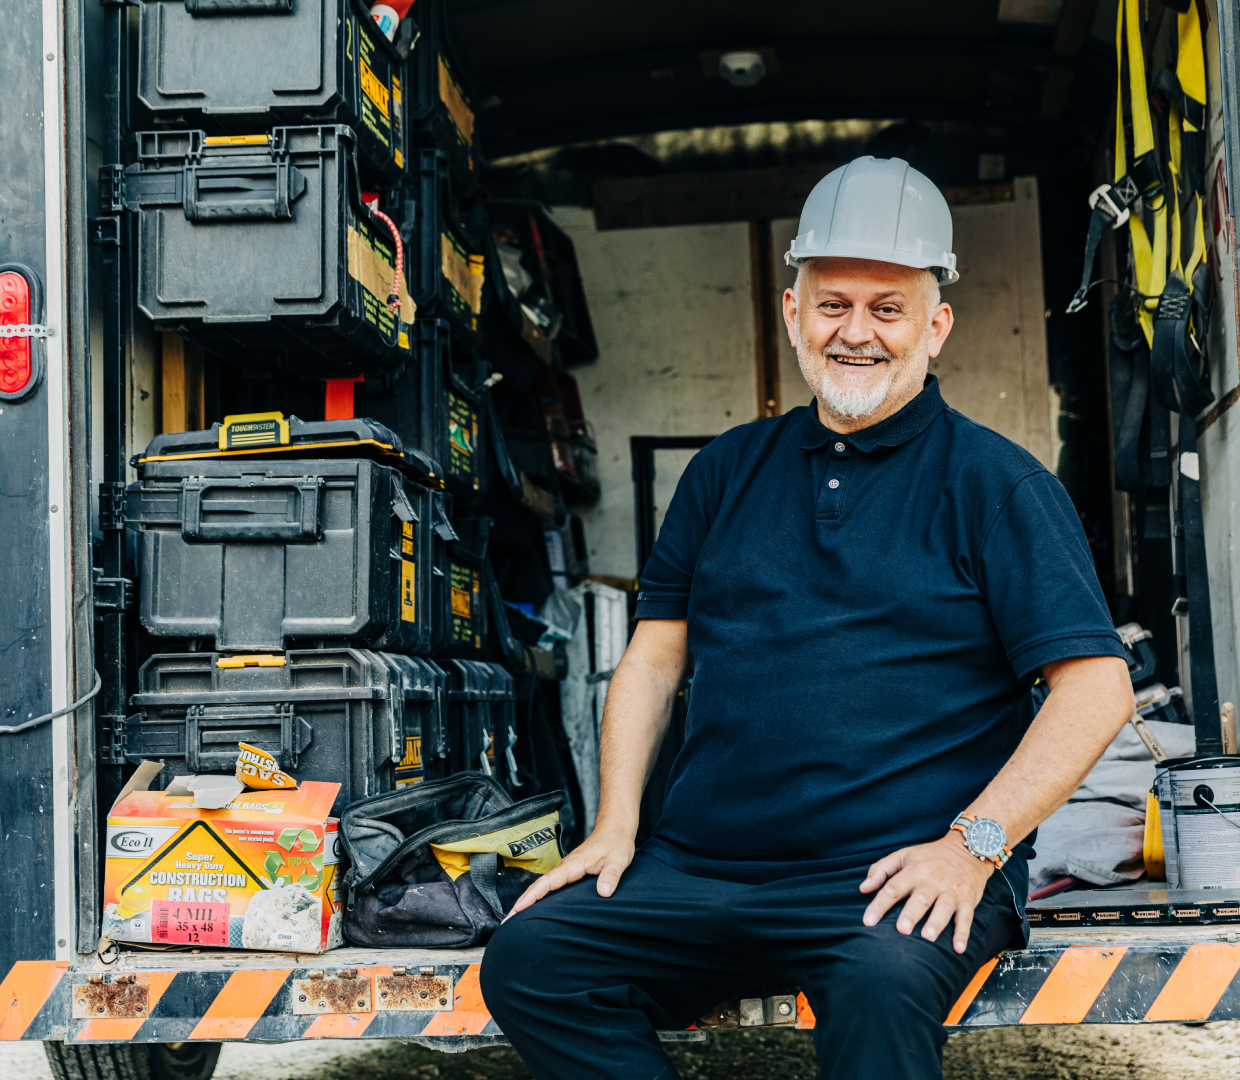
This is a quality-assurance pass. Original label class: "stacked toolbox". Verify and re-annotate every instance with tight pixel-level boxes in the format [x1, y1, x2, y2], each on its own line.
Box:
[111, 0, 602, 836]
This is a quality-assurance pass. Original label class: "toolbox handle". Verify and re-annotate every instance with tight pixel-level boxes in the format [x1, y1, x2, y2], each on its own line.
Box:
[185, 703, 312, 773]
[181, 476, 323, 543]
[184, 163, 306, 222]
[185, 0, 293, 14]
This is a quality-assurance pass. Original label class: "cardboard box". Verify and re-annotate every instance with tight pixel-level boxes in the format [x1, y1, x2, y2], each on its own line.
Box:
[103, 765, 342, 952]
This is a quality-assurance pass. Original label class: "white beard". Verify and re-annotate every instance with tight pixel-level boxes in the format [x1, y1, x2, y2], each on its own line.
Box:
[795, 332, 897, 421]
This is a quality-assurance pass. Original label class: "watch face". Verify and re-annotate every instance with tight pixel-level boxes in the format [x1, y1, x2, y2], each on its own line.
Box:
[967, 818, 1006, 858]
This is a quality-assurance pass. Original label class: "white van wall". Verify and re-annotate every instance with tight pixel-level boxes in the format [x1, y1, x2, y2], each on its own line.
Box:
[556, 180, 1055, 579]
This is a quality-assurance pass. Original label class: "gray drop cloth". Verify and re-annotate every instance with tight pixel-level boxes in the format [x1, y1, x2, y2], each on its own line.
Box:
[1026, 719, 1196, 893]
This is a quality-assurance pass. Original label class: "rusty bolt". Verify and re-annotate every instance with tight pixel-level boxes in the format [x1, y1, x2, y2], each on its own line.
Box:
[96, 1006, 104, 1013]
[380, 991, 388, 998]
[439, 998, 447, 1006]
[298, 994, 307, 1003]
[317, 1000, 327, 1009]
[419, 990, 428, 999]
[357, 1000, 365, 1008]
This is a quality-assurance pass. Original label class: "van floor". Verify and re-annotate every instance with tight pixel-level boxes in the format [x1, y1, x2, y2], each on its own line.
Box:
[6, 1024, 1240, 1079]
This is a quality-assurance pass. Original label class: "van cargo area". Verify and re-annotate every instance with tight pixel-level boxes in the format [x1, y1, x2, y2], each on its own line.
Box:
[4, 1, 1240, 1078]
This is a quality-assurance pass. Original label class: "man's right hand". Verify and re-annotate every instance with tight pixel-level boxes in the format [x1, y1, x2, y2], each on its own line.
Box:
[505, 824, 636, 918]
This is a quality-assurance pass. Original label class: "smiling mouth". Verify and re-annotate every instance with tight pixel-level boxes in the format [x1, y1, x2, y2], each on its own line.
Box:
[831, 356, 884, 367]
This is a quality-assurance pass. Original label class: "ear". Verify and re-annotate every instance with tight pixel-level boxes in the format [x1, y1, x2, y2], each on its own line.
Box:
[926, 303, 954, 359]
[782, 287, 799, 349]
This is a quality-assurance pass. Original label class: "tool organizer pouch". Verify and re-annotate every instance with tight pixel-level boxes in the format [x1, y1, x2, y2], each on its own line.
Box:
[340, 771, 563, 947]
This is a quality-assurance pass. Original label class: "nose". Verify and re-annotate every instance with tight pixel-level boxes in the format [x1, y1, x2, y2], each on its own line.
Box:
[832, 305, 876, 349]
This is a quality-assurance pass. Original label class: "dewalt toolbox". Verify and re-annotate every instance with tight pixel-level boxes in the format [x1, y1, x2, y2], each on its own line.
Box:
[380, 151, 484, 341]
[127, 416, 439, 654]
[120, 648, 404, 815]
[442, 660, 495, 777]
[436, 514, 490, 658]
[112, 126, 415, 375]
[483, 663, 519, 792]
[135, 0, 410, 182]
[386, 655, 450, 788]
[361, 319, 487, 501]
[402, 0, 477, 187]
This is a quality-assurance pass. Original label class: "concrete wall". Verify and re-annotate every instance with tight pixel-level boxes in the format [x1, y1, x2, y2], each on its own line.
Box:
[556, 181, 1054, 579]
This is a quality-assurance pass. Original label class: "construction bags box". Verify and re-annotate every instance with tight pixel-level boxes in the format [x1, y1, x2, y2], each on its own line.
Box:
[103, 770, 342, 953]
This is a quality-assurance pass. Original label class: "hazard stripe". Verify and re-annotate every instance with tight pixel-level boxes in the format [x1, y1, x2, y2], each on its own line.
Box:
[1144, 943, 1240, 1022]
[418, 965, 491, 1036]
[944, 957, 1000, 1025]
[189, 969, 292, 1041]
[73, 971, 179, 1042]
[0, 961, 66, 1040]
[1019, 947, 1128, 1024]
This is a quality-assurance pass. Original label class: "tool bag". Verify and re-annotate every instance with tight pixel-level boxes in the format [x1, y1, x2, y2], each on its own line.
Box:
[340, 772, 564, 947]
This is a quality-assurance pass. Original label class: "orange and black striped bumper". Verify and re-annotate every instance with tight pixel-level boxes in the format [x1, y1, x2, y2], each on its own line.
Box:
[3, 941, 1239, 1043]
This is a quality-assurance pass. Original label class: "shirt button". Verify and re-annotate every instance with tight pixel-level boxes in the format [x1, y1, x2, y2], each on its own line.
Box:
[828, 478, 840, 489]
[834, 442, 846, 452]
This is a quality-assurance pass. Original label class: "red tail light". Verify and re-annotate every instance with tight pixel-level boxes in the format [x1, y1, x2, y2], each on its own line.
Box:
[0, 269, 37, 399]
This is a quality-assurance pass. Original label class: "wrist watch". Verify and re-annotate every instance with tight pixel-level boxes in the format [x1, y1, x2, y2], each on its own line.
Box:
[950, 813, 1011, 868]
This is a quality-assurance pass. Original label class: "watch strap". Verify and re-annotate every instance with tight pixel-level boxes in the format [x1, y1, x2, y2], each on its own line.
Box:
[950, 813, 1011, 868]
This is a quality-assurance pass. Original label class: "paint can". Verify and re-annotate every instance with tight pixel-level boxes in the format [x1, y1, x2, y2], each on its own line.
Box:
[1155, 756, 1240, 887]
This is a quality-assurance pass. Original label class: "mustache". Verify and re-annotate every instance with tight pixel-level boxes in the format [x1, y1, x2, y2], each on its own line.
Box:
[821, 340, 897, 362]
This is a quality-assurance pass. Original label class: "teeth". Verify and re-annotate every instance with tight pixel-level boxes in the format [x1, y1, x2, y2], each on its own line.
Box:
[836, 357, 878, 366]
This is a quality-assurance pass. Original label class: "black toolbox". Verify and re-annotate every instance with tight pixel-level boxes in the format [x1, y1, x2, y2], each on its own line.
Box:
[442, 659, 494, 777]
[381, 151, 484, 342]
[388, 655, 449, 789]
[135, 0, 411, 183]
[402, 0, 477, 188]
[122, 648, 404, 815]
[362, 319, 488, 502]
[435, 514, 490, 658]
[112, 126, 415, 375]
[128, 415, 440, 654]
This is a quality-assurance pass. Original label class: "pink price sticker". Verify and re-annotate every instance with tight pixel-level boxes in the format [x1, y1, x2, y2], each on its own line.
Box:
[150, 900, 230, 946]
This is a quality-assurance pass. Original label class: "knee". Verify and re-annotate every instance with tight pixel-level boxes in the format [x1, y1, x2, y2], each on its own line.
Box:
[833, 925, 957, 1013]
[479, 912, 552, 1014]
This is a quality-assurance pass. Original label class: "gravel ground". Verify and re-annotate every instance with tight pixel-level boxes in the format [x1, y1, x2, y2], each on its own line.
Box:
[5, 1023, 1240, 1079]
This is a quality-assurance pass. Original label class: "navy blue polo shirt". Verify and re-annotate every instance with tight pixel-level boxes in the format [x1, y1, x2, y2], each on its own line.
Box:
[636, 376, 1124, 902]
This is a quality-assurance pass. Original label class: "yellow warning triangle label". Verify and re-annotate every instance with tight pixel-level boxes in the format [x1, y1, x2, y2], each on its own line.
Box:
[117, 819, 267, 916]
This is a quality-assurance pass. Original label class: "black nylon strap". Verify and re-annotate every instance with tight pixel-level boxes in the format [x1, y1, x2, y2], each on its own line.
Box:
[1150, 270, 1223, 753]
[469, 851, 506, 922]
[1152, 67, 1207, 194]
[1067, 204, 1118, 314]
[1111, 341, 1149, 492]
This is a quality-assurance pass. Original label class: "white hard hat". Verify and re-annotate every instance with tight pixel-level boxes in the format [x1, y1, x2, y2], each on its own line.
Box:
[785, 157, 959, 285]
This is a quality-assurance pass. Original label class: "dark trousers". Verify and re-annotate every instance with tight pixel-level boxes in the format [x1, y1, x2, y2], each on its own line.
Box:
[480, 851, 1022, 1080]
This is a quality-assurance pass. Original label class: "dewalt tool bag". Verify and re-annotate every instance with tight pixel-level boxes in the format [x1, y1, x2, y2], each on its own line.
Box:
[339, 771, 563, 947]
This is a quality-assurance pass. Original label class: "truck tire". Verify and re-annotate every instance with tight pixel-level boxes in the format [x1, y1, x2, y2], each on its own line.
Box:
[44, 1041, 221, 1080]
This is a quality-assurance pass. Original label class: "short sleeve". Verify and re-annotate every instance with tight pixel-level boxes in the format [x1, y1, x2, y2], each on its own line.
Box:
[979, 471, 1125, 678]
[635, 451, 719, 620]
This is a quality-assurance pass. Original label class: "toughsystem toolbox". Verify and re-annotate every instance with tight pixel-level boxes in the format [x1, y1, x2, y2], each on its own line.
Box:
[120, 648, 405, 816]
[136, 0, 412, 183]
[381, 150, 484, 341]
[401, 0, 478, 187]
[340, 772, 563, 948]
[436, 513, 490, 658]
[362, 319, 489, 501]
[128, 415, 442, 654]
[112, 126, 416, 375]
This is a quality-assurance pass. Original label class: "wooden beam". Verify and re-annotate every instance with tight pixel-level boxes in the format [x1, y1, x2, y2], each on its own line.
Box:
[160, 331, 203, 434]
[749, 221, 781, 420]
[1040, 0, 1101, 120]
[594, 169, 1014, 232]
[593, 164, 839, 231]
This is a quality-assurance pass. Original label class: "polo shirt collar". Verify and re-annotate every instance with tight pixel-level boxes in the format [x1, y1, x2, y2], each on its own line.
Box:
[798, 375, 947, 453]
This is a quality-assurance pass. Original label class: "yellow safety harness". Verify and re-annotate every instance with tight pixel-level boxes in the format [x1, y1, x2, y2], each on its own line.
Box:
[1073, 0, 1223, 755]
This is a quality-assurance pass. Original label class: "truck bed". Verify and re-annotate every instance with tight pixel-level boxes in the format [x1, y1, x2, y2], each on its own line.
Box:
[3, 923, 1238, 1046]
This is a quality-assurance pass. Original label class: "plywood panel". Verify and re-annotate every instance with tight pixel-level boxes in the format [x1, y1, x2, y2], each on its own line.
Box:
[550, 208, 758, 578]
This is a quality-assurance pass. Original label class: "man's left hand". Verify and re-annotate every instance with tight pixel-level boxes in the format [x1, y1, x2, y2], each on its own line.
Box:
[859, 834, 993, 954]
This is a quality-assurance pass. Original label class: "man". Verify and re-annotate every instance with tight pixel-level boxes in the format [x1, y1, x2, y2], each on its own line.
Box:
[481, 157, 1134, 1079]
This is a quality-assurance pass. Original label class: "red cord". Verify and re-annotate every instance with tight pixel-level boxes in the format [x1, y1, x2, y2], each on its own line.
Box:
[371, 207, 404, 316]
